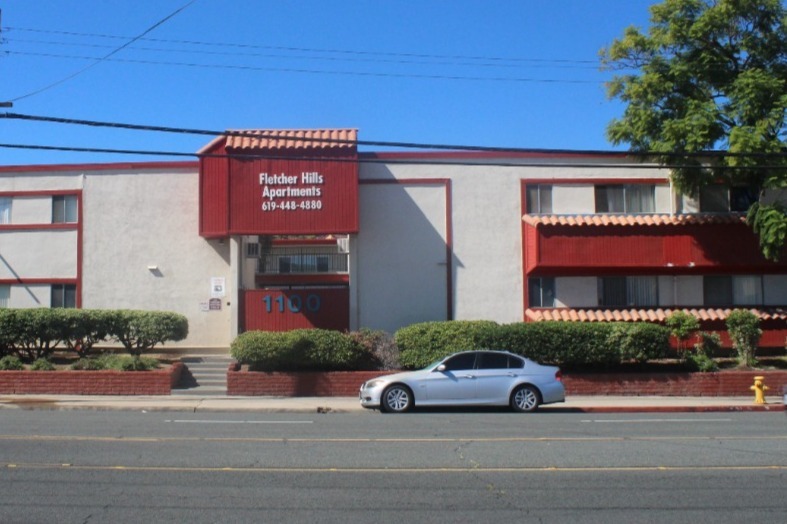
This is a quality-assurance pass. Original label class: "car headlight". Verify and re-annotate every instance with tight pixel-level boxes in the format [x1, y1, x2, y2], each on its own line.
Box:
[363, 379, 387, 389]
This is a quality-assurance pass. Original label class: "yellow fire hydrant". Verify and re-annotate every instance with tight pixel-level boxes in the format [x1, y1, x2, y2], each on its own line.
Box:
[750, 376, 769, 404]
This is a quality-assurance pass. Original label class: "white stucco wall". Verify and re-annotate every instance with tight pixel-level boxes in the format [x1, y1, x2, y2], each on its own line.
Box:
[4, 284, 50, 308]
[80, 167, 232, 348]
[6, 196, 53, 224]
[0, 230, 77, 279]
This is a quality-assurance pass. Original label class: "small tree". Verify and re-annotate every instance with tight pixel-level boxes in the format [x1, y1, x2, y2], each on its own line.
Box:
[725, 309, 762, 368]
[665, 311, 700, 357]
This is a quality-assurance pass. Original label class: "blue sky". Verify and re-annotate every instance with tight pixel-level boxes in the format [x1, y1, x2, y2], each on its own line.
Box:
[0, 0, 657, 165]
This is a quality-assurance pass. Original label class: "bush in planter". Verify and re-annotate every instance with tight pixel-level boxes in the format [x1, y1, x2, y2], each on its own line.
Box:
[495, 322, 623, 368]
[70, 354, 159, 371]
[395, 321, 500, 369]
[0, 355, 24, 370]
[30, 358, 56, 371]
[2, 308, 67, 362]
[609, 323, 671, 364]
[106, 310, 188, 357]
[349, 328, 399, 370]
[726, 310, 762, 368]
[665, 310, 700, 357]
[231, 329, 369, 371]
[60, 309, 114, 358]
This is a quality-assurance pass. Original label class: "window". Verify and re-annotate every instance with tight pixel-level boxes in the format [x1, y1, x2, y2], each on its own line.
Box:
[528, 277, 555, 307]
[441, 353, 476, 371]
[704, 276, 763, 306]
[595, 185, 655, 214]
[0, 197, 11, 224]
[598, 276, 658, 307]
[477, 352, 524, 370]
[0, 285, 9, 308]
[700, 185, 758, 212]
[526, 185, 552, 214]
[52, 195, 78, 223]
[51, 284, 76, 308]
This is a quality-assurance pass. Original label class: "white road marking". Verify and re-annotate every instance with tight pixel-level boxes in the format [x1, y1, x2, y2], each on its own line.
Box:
[581, 418, 733, 423]
[164, 420, 314, 424]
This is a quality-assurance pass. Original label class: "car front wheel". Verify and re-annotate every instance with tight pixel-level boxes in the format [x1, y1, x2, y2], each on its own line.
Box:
[511, 385, 540, 413]
[381, 385, 413, 413]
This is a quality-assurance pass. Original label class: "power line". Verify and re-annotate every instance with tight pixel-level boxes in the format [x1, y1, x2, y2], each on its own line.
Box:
[9, 1, 198, 103]
[4, 26, 601, 67]
[1, 142, 786, 171]
[3, 37, 602, 71]
[4, 50, 603, 85]
[2, 112, 786, 160]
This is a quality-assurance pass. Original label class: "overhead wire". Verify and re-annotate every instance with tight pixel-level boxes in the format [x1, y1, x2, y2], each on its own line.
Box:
[7, 0, 198, 103]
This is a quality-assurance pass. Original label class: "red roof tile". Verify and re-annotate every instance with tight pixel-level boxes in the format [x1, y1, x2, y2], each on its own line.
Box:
[223, 129, 357, 151]
[525, 307, 787, 323]
[522, 214, 747, 227]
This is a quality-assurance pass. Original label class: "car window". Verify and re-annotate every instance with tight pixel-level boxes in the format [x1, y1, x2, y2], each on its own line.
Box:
[477, 352, 510, 370]
[508, 356, 525, 369]
[442, 353, 476, 371]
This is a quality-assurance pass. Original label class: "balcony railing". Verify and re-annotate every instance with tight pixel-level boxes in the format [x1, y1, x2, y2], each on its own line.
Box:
[257, 252, 349, 274]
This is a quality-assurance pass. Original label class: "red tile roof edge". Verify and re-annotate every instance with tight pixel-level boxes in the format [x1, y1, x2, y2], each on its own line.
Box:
[522, 214, 747, 227]
[525, 307, 787, 323]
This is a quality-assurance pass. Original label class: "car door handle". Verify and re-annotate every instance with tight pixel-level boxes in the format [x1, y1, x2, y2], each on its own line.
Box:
[460, 375, 476, 379]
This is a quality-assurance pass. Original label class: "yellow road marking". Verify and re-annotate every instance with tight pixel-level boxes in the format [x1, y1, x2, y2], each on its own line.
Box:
[3, 463, 786, 473]
[0, 434, 786, 444]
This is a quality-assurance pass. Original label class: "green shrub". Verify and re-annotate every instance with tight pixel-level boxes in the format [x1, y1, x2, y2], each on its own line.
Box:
[60, 309, 114, 358]
[71, 357, 108, 370]
[685, 352, 719, 372]
[30, 358, 56, 371]
[0, 355, 24, 370]
[609, 323, 671, 363]
[349, 328, 400, 370]
[107, 310, 189, 356]
[70, 354, 159, 371]
[665, 311, 700, 356]
[231, 331, 298, 370]
[726, 310, 762, 368]
[6, 308, 68, 362]
[395, 321, 500, 369]
[231, 329, 368, 371]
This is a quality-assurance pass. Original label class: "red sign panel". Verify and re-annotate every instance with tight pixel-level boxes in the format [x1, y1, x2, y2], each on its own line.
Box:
[242, 288, 350, 332]
[228, 157, 358, 235]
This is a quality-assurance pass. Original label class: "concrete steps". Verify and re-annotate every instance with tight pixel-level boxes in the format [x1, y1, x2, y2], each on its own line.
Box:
[173, 355, 234, 396]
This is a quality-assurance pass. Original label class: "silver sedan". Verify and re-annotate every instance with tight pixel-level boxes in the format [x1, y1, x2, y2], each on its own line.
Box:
[359, 350, 565, 413]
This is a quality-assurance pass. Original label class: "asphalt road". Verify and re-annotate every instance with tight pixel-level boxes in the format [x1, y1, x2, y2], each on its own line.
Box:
[1, 410, 785, 523]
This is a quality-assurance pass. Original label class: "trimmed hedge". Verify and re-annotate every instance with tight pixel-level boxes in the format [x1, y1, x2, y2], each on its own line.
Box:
[395, 320, 671, 369]
[231, 329, 371, 371]
[0, 308, 188, 362]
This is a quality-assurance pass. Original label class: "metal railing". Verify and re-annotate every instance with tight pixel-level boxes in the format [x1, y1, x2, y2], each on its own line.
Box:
[257, 252, 349, 274]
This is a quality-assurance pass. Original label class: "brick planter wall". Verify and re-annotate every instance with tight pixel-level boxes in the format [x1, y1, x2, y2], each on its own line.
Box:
[0, 362, 183, 395]
[562, 370, 787, 396]
[227, 364, 392, 396]
[227, 364, 787, 397]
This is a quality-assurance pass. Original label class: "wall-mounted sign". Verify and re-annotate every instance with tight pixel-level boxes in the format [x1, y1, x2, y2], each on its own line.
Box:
[208, 298, 222, 311]
[210, 277, 226, 298]
[199, 129, 359, 237]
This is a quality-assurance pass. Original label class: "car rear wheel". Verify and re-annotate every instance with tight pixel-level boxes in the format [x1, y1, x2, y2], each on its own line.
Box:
[511, 385, 540, 413]
[381, 385, 413, 413]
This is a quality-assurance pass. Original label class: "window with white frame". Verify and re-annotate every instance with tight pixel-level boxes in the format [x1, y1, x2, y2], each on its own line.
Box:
[51, 284, 76, 308]
[526, 185, 552, 214]
[0, 197, 11, 224]
[595, 185, 655, 214]
[528, 277, 555, 307]
[52, 195, 78, 223]
[0, 285, 9, 308]
[598, 276, 658, 307]
[704, 275, 763, 306]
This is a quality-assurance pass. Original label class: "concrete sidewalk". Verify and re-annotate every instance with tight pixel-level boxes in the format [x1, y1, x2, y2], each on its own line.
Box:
[0, 394, 783, 413]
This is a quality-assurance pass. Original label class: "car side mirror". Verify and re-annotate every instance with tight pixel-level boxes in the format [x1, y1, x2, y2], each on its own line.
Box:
[436, 364, 446, 372]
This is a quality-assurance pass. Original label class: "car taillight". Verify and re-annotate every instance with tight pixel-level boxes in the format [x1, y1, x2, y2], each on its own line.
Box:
[555, 369, 563, 382]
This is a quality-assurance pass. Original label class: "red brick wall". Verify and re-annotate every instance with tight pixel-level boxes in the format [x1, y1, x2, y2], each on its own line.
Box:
[562, 370, 787, 396]
[228, 365, 787, 397]
[0, 362, 183, 395]
[227, 365, 391, 396]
